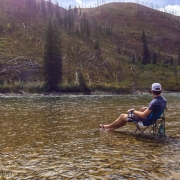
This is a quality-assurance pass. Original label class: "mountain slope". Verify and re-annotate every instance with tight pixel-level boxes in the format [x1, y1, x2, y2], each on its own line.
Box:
[0, 1, 180, 92]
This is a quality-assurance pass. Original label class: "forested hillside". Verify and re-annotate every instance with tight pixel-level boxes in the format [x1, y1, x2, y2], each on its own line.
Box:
[0, 0, 180, 93]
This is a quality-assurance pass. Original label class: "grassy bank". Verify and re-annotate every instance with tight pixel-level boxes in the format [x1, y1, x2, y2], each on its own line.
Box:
[0, 81, 179, 94]
[0, 82, 44, 94]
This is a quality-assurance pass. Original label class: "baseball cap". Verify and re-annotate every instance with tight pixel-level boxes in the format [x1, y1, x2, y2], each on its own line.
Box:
[151, 83, 162, 91]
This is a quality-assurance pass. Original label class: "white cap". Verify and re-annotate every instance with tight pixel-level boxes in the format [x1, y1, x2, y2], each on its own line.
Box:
[151, 83, 162, 91]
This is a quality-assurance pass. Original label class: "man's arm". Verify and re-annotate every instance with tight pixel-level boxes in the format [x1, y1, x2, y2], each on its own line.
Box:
[134, 108, 152, 118]
[140, 107, 148, 112]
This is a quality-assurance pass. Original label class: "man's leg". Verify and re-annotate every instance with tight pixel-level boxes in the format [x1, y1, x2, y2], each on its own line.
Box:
[99, 114, 128, 131]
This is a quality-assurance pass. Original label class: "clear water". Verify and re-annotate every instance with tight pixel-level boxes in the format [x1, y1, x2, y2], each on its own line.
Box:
[0, 93, 180, 179]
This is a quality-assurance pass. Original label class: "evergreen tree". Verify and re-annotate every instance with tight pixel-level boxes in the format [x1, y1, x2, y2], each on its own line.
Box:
[68, 6, 72, 30]
[43, 19, 62, 91]
[83, 16, 86, 37]
[86, 19, 90, 39]
[94, 40, 100, 50]
[117, 42, 121, 54]
[132, 55, 135, 64]
[152, 52, 157, 64]
[78, 70, 91, 94]
[80, 18, 83, 36]
[41, 0, 46, 17]
[55, 2, 62, 26]
[79, 6, 82, 17]
[47, 0, 53, 17]
[170, 57, 174, 66]
[63, 10, 68, 30]
[76, 25, 79, 36]
[79, 14, 90, 38]
[142, 30, 150, 65]
[71, 11, 74, 31]
[66, 44, 73, 83]
[67, 5, 74, 31]
[74, 6, 78, 17]
[178, 50, 180, 66]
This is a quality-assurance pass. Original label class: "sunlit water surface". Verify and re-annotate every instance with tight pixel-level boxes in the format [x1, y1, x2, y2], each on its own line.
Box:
[0, 93, 180, 179]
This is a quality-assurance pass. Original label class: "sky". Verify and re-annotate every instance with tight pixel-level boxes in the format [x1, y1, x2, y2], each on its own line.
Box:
[56, 0, 180, 16]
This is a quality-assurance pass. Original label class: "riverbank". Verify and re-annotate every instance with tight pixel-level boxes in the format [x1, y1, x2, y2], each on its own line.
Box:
[0, 82, 180, 95]
[0, 89, 179, 97]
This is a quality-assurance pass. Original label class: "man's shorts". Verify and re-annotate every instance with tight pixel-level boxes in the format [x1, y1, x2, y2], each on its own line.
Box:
[127, 111, 147, 123]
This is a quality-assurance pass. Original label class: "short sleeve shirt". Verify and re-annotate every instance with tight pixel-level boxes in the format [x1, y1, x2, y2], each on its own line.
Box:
[148, 96, 167, 111]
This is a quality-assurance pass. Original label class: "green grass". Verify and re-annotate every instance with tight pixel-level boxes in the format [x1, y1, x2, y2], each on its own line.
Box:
[0, 82, 44, 93]
[59, 82, 82, 92]
[89, 82, 131, 93]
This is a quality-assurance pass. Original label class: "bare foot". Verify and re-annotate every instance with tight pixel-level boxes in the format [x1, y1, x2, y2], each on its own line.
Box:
[99, 124, 105, 129]
[99, 124, 112, 131]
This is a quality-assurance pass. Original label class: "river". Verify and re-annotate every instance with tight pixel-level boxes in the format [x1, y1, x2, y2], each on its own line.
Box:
[0, 93, 180, 179]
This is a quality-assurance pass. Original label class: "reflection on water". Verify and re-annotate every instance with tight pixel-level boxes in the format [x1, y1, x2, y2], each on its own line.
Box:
[0, 93, 180, 179]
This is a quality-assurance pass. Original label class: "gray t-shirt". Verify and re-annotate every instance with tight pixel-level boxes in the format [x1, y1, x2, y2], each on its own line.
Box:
[148, 96, 167, 111]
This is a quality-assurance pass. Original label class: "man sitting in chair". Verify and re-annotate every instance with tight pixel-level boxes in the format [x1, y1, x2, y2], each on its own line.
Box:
[99, 83, 167, 131]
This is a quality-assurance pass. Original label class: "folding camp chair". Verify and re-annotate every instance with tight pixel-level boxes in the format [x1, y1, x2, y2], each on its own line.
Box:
[133, 106, 166, 138]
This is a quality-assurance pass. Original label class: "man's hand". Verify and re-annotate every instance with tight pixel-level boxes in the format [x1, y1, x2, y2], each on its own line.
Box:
[127, 108, 135, 113]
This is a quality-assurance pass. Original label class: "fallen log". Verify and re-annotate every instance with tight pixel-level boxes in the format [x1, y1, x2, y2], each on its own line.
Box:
[19, 90, 28, 95]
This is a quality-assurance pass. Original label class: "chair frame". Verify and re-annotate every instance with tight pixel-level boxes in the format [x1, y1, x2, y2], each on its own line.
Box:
[134, 112, 166, 138]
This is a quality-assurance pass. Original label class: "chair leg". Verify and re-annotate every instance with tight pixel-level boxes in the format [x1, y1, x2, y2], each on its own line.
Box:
[134, 116, 166, 138]
[134, 123, 151, 136]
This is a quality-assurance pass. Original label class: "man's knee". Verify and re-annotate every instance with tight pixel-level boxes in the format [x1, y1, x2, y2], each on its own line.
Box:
[120, 114, 128, 121]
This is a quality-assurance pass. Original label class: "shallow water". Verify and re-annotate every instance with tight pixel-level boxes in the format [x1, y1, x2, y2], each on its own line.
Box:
[0, 93, 180, 179]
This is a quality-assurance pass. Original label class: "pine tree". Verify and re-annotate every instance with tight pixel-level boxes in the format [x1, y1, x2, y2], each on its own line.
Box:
[47, 0, 53, 17]
[79, 6, 82, 17]
[55, 2, 62, 26]
[63, 10, 68, 30]
[132, 55, 135, 64]
[152, 52, 157, 64]
[43, 19, 62, 91]
[78, 70, 91, 94]
[142, 30, 150, 65]
[94, 40, 100, 50]
[80, 18, 83, 36]
[41, 0, 46, 17]
[68, 5, 72, 30]
[74, 6, 78, 17]
[66, 44, 73, 83]
[86, 19, 90, 39]
[170, 57, 174, 66]
[178, 50, 180, 66]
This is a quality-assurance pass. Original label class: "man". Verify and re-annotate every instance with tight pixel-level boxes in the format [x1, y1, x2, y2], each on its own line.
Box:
[99, 83, 167, 131]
